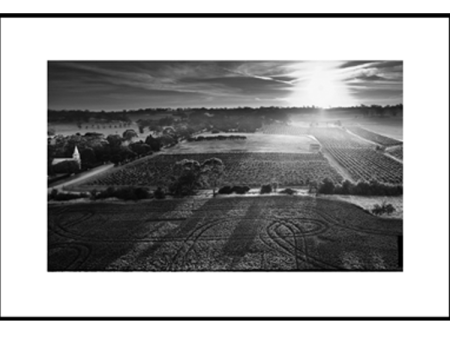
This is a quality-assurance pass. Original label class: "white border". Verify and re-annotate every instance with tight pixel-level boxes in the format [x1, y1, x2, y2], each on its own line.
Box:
[1, 18, 449, 317]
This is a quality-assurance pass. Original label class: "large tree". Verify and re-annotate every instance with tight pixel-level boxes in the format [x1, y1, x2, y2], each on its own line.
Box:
[169, 159, 202, 197]
[201, 158, 224, 197]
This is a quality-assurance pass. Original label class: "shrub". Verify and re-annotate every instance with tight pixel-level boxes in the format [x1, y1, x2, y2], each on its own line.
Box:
[49, 189, 58, 199]
[134, 187, 151, 200]
[318, 177, 402, 196]
[154, 187, 166, 199]
[232, 185, 250, 194]
[371, 201, 396, 216]
[260, 184, 272, 194]
[49, 190, 89, 201]
[279, 188, 297, 195]
[218, 186, 233, 194]
[93, 186, 151, 201]
[271, 182, 278, 192]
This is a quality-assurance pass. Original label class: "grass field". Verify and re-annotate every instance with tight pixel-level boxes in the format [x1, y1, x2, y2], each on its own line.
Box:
[48, 196, 402, 271]
[167, 133, 318, 154]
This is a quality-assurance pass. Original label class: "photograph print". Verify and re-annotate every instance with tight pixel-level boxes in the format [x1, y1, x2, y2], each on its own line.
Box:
[48, 61, 403, 271]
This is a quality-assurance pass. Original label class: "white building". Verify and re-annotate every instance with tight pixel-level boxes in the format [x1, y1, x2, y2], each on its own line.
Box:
[51, 146, 81, 170]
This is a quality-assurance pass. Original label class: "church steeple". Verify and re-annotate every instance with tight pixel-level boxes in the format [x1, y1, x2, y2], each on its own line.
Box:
[72, 146, 81, 169]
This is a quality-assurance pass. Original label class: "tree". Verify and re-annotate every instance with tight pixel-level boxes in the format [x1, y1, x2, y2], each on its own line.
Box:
[201, 158, 224, 197]
[159, 134, 176, 147]
[385, 203, 396, 215]
[318, 178, 335, 194]
[80, 147, 97, 169]
[169, 159, 202, 196]
[154, 187, 165, 199]
[123, 129, 138, 140]
[340, 179, 352, 195]
[158, 116, 174, 126]
[145, 135, 162, 151]
[107, 134, 123, 148]
[308, 180, 318, 193]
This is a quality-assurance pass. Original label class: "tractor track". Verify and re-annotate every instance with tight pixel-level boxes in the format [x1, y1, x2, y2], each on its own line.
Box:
[168, 218, 223, 270]
[48, 242, 92, 271]
[266, 220, 339, 270]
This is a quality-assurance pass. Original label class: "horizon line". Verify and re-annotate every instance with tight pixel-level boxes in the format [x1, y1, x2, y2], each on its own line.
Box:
[48, 103, 403, 113]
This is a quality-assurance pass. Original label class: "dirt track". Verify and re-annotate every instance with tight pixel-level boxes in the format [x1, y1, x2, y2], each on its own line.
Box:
[48, 196, 403, 271]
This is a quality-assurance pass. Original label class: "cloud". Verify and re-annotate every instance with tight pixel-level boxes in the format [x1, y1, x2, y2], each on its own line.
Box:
[48, 61, 403, 110]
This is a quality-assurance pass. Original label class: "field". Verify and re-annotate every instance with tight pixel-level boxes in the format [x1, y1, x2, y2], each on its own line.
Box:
[259, 124, 310, 136]
[166, 133, 318, 154]
[386, 146, 403, 161]
[289, 114, 403, 140]
[83, 152, 344, 188]
[347, 126, 403, 147]
[48, 196, 403, 271]
[349, 118, 403, 140]
[320, 195, 403, 219]
[311, 128, 403, 184]
[257, 124, 403, 185]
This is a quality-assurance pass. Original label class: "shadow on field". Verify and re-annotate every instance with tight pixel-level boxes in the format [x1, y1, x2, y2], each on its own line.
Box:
[222, 199, 261, 268]
[133, 197, 245, 270]
[48, 199, 188, 271]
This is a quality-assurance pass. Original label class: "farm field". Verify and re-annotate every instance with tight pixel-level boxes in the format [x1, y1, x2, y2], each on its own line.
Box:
[386, 146, 403, 161]
[344, 117, 403, 140]
[48, 196, 403, 271]
[346, 126, 402, 147]
[259, 124, 310, 136]
[82, 152, 344, 188]
[288, 115, 403, 140]
[256, 123, 403, 185]
[167, 132, 318, 154]
[311, 128, 403, 184]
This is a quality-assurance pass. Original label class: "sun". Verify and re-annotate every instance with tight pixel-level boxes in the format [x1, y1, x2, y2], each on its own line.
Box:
[288, 63, 356, 108]
[303, 67, 340, 107]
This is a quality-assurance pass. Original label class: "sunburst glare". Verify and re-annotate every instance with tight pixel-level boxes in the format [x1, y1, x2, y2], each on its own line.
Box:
[288, 62, 356, 108]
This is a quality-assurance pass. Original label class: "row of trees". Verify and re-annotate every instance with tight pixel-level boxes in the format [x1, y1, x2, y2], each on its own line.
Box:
[327, 104, 403, 117]
[316, 178, 403, 196]
[48, 110, 131, 123]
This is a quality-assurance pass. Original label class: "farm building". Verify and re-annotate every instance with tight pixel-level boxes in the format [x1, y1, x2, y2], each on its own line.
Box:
[309, 144, 321, 152]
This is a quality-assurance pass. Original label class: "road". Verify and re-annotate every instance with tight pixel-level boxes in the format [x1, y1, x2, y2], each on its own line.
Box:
[49, 163, 114, 192]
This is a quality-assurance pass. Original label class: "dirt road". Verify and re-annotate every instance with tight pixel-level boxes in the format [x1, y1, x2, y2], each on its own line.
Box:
[49, 163, 114, 192]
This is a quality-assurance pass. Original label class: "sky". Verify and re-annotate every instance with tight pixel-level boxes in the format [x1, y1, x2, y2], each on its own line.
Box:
[48, 61, 403, 111]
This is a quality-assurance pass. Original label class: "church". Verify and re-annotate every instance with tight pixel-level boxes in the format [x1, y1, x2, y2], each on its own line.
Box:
[51, 146, 82, 170]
